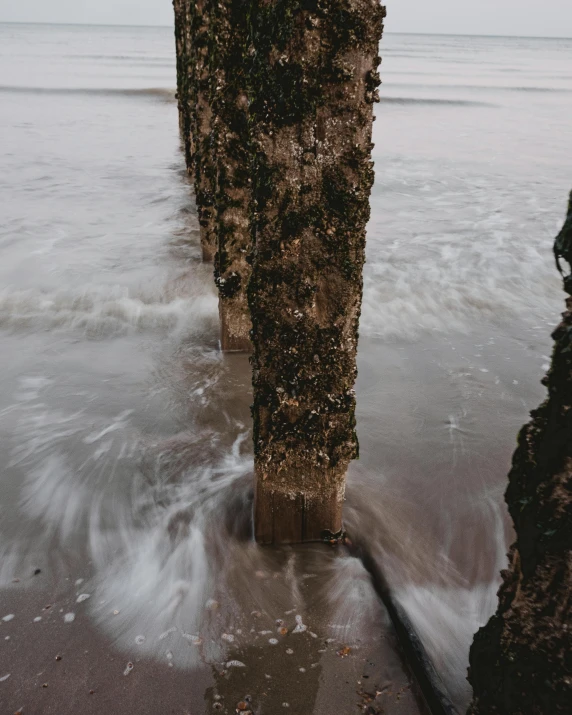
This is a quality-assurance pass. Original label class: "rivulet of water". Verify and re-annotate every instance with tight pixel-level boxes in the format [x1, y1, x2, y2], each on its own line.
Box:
[0, 23, 571, 712]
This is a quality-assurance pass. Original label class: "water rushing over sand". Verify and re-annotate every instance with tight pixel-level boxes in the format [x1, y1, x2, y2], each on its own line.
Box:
[0, 22, 571, 712]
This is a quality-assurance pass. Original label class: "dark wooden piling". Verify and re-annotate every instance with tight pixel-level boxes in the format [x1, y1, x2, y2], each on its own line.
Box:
[173, 0, 188, 138]
[247, 0, 385, 543]
[211, 0, 253, 351]
[174, 0, 217, 262]
[468, 193, 572, 715]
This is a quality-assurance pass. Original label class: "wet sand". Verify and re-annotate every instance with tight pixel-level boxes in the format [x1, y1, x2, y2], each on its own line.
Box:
[1, 548, 424, 715]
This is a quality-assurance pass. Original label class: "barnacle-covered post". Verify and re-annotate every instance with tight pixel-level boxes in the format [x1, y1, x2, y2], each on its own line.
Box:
[172, 0, 216, 261]
[248, 0, 385, 543]
[172, 0, 188, 138]
[211, 0, 253, 351]
[468, 192, 572, 714]
[187, 0, 217, 262]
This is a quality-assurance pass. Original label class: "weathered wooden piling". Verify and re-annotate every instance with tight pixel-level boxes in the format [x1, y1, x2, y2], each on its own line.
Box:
[174, 0, 217, 262]
[468, 193, 572, 714]
[248, 0, 385, 543]
[173, 0, 188, 138]
[211, 0, 253, 351]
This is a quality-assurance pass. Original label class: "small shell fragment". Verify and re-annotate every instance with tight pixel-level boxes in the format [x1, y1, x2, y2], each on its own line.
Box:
[123, 662, 134, 676]
[292, 615, 307, 634]
[226, 660, 246, 668]
[159, 627, 177, 640]
[63, 613, 75, 623]
[76, 594, 90, 603]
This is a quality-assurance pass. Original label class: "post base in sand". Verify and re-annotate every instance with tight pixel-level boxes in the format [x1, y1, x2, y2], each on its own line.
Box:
[255, 482, 343, 545]
[220, 299, 252, 353]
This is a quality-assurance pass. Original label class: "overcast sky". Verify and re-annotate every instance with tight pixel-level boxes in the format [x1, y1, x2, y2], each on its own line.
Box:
[0, 0, 570, 37]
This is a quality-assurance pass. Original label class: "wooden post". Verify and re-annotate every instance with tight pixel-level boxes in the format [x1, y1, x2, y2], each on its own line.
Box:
[468, 193, 572, 714]
[248, 0, 385, 543]
[211, 0, 253, 352]
[172, 0, 216, 261]
[172, 0, 188, 139]
[186, 0, 217, 262]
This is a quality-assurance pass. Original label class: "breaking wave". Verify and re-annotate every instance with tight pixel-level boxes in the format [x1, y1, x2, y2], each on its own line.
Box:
[0, 284, 218, 338]
[0, 85, 176, 101]
[380, 96, 496, 107]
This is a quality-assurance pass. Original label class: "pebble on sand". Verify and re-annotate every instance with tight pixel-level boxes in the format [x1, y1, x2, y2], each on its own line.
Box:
[63, 613, 75, 623]
[76, 594, 90, 603]
[2, 614, 15, 622]
[182, 633, 202, 645]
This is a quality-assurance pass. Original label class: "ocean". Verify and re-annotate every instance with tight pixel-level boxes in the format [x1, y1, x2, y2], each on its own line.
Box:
[0, 22, 570, 712]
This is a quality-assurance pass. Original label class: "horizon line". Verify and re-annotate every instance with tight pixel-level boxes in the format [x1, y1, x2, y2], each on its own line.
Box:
[0, 20, 570, 40]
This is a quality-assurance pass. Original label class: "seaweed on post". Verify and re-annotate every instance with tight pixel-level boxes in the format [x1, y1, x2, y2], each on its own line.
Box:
[247, 0, 385, 543]
[468, 192, 572, 714]
[211, 0, 253, 351]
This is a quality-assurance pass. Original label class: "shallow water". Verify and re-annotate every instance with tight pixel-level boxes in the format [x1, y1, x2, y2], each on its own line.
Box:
[0, 22, 571, 712]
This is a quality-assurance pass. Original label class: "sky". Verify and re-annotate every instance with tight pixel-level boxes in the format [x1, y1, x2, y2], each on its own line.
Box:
[0, 0, 570, 38]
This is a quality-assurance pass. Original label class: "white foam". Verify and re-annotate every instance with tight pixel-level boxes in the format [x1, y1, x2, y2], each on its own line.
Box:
[0, 285, 217, 338]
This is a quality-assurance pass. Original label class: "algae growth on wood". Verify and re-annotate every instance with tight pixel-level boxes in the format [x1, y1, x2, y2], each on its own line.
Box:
[468, 192, 572, 715]
[211, 0, 253, 351]
[173, 0, 217, 262]
[247, 0, 385, 543]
